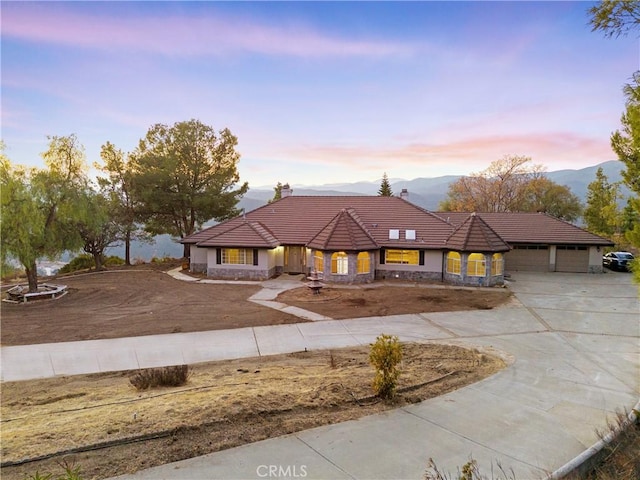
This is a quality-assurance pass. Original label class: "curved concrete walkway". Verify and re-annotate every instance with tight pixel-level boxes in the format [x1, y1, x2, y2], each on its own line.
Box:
[2, 272, 638, 479]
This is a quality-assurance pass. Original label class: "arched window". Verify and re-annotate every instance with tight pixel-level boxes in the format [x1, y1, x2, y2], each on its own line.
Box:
[331, 252, 348, 275]
[491, 253, 503, 276]
[446, 251, 461, 274]
[314, 251, 324, 273]
[467, 253, 486, 277]
[357, 252, 370, 274]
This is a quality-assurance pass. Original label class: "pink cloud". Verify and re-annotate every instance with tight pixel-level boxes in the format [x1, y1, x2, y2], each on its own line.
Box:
[282, 131, 615, 173]
[2, 4, 410, 58]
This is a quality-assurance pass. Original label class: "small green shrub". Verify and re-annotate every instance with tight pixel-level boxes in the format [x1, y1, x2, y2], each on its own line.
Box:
[369, 334, 402, 400]
[104, 255, 124, 267]
[58, 254, 95, 274]
[129, 365, 191, 390]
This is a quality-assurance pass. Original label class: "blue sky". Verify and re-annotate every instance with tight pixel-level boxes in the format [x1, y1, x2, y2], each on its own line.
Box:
[1, 1, 637, 188]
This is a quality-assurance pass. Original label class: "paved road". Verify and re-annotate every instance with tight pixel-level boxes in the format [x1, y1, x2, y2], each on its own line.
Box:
[2, 272, 639, 479]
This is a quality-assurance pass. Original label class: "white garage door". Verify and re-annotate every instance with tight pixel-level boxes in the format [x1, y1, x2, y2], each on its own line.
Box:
[555, 246, 589, 273]
[506, 245, 549, 272]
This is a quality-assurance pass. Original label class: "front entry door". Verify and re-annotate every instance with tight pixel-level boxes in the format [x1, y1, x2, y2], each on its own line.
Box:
[284, 246, 305, 274]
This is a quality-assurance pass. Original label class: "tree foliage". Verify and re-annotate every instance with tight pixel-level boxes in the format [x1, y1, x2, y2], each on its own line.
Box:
[269, 182, 283, 203]
[130, 119, 248, 257]
[439, 155, 581, 221]
[378, 172, 393, 197]
[610, 72, 640, 252]
[96, 141, 150, 265]
[589, 0, 640, 38]
[0, 135, 87, 292]
[589, 1, 640, 284]
[584, 167, 622, 238]
[75, 188, 122, 271]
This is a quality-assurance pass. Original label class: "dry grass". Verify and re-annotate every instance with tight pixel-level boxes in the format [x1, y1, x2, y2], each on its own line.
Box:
[1, 343, 505, 479]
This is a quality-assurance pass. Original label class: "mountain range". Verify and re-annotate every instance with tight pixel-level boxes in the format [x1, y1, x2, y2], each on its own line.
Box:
[108, 160, 628, 260]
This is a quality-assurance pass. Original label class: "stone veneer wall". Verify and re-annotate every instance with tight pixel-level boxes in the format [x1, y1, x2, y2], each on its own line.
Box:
[191, 263, 207, 274]
[443, 252, 505, 287]
[375, 270, 441, 282]
[206, 266, 276, 281]
[589, 264, 604, 274]
[314, 251, 375, 284]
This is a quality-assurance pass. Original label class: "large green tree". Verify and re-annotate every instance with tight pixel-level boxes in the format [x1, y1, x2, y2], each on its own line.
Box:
[439, 155, 581, 220]
[584, 167, 622, 238]
[130, 119, 248, 258]
[378, 172, 393, 197]
[590, 1, 640, 279]
[611, 73, 640, 250]
[521, 176, 582, 222]
[0, 135, 87, 292]
[75, 188, 122, 271]
[96, 142, 149, 265]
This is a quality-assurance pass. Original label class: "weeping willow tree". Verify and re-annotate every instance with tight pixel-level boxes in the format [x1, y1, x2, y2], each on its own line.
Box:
[0, 136, 88, 292]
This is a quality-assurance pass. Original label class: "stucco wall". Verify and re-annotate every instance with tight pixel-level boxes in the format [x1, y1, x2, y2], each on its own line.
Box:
[203, 248, 277, 280]
[588, 246, 604, 273]
[189, 246, 208, 273]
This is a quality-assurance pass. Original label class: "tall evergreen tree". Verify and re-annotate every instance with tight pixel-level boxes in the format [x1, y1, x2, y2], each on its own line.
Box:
[584, 167, 621, 238]
[610, 73, 640, 249]
[378, 173, 393, 196]
[269, 182, 283, 203]
[130, 119, 249, 258]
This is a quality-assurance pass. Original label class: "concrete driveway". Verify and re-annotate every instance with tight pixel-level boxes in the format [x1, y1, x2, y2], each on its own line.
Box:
[2, 272, 639, 479]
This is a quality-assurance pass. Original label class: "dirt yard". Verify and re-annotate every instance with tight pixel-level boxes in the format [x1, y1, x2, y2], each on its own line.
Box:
[277, 284, 511, 319]
[1, 267, 512, 479]
[1, 268, 511, 346]
[1, 342, 506, 480]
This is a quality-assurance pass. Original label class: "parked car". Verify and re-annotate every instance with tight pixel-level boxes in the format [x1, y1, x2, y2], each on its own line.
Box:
[603, 252, 635, 272]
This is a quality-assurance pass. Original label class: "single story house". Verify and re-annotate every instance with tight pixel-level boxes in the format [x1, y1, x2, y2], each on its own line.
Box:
[182, 189, 613, 286]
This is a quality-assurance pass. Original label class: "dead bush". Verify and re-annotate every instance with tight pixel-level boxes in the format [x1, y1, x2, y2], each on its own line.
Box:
[129, 365, 190, 390]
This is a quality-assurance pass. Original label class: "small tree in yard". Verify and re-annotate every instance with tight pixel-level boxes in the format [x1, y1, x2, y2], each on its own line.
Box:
[369, 334, 402, 400]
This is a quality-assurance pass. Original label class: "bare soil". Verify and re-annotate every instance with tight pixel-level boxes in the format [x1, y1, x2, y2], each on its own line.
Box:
[1, 343, 506, 480]
[1, 268, 511, 346]
[0, 269, 301, 346]
[1, 267, 512, 479]
[277, 284, 511, 319]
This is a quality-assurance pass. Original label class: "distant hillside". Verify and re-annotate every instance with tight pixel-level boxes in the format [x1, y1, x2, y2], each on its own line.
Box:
[241, 160, 627, 212]
[105, 160, 628, 261]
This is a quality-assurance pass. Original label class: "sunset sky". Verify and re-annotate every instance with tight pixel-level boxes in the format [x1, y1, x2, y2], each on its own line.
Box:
[1, 1, 636, 188]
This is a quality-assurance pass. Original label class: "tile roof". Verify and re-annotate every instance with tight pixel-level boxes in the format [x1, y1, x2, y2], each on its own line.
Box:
[197, 221, 279, 248]
[439, 212, 614, 246]
[307, 208, 379, 251]
[182, 197, 615, 251]
[445, 213, 511, 252]
[183, 196, 454, 249]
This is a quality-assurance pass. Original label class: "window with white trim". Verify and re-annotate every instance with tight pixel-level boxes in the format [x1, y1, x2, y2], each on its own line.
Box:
[491, 253, 503, 276]
[467, 253, 486, 277]
[314, 251, 324, 273]
[447, 251, 461, 274]
[222, 248, 253, 265]
[331, 251, 348, 275]
[357, 252, 370, 274]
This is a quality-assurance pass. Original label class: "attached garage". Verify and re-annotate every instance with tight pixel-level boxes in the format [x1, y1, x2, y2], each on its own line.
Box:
[505, 245, 549, 272]
[555, 245, 589, 273]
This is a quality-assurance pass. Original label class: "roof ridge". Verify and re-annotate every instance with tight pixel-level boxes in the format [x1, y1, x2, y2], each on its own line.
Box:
[344, 207, 378, 246]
